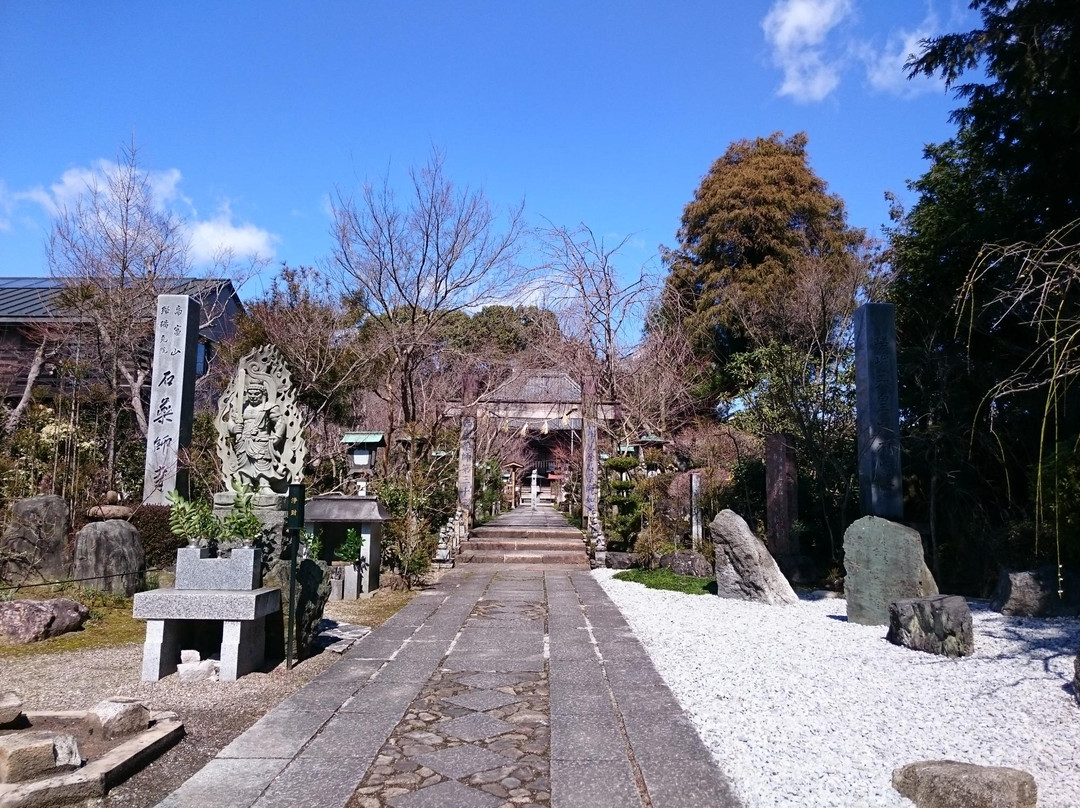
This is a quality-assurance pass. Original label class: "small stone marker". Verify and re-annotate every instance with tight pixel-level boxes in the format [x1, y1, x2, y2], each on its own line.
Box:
[844, 516, 937, 625]
[143, 294, 201, 504]
[887, 595, 974, 657]
[854, 303, 903, 520]
[0, 692, 22, 726]
[893, 760, 1037, 808]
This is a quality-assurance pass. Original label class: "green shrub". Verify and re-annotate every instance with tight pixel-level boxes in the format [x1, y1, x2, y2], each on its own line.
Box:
[131, 505, 184, 568]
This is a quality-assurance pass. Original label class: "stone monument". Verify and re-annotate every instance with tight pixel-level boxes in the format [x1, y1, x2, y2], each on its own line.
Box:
[843, 516, 937, 625]
[690, 472, 702, 551]
[213, 345, 306, 558]
[854, 303, 903, 520]
[143, 295, 200, 504]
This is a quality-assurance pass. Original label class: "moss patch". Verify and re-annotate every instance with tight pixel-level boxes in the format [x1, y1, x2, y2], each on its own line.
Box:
[613, 567, 717, 596]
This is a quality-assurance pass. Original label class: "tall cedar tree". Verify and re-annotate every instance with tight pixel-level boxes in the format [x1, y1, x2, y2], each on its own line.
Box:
[661, 132, 865, 396]
[889, 0, 1080, 587]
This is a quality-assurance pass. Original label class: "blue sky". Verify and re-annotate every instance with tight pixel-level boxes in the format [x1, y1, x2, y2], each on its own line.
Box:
[1, 1, 976, 300]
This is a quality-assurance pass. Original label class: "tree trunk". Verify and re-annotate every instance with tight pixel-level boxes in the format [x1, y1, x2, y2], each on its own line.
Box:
[3, 339, 48, 434]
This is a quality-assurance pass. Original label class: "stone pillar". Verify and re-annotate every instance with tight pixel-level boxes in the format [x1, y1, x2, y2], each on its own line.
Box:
[854, 303, 903, 521]
[581, 375, 600, 536]
[143, 295, 200, 504]
[457, 373, 478, 534]
[765, 434, 798, 557]
[690, 472, 703, 551]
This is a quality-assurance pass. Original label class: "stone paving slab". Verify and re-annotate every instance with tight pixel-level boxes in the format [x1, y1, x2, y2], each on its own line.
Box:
[156, 520, 742, 808]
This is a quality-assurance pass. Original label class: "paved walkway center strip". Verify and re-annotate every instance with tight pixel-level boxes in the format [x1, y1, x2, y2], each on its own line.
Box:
[157, 513, 741, 808]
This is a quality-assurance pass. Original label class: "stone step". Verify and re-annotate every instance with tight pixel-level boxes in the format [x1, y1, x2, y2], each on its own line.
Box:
[457, 549, 589, 565]
[464, 539, 585, 551]
[471, 528, 583, 540]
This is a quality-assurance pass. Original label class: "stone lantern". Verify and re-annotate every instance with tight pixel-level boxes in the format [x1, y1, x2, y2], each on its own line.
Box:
[342, 432, 385, 495]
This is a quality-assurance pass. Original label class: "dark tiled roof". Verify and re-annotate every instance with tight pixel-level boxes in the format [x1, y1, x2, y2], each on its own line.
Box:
[0, 276, 235, 321]
[481, 369, 582, 404]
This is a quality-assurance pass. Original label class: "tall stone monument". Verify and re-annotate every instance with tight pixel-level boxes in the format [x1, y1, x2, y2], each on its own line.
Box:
[457, 373, 477, 532]
[765, 433, 798, 558]
[143, 295, 200, 504]
[690, 472, 703, 551]
[854, 303, 903, 520]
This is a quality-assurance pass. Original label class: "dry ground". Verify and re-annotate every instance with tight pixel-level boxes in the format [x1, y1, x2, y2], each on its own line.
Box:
[0, 584, 423, 808]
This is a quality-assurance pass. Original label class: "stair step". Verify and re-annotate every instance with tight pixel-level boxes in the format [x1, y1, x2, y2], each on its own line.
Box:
[472, 528, 583, 540]
[465, 539, 584, 551]
[457, 550, 589, 565]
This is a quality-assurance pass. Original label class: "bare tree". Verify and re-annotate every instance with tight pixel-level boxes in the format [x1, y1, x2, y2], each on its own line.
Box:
[47, 141, 252, 486]
[330, 150, 526, 430]
[540, 222, 653, 401]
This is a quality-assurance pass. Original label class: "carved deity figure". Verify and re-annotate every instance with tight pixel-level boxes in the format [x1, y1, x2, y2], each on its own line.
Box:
[215, 345, 306, 502]
[226, 381, 286, 494]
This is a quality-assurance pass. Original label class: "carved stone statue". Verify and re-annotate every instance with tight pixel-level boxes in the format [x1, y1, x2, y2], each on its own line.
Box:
[215, 345, 305, 506]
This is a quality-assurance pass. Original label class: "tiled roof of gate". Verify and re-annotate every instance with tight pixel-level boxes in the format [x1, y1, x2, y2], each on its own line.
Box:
[480, 369, 582, 404]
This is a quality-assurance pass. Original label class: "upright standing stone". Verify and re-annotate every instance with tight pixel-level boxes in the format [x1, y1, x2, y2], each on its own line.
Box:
[765, 433, 798, 557]
[457, 374, 477, 532]
[854, 303, 903, 520]
[581, 375, 599, 530]
[530, 469, 538, 509]
[690, 472, 703, 551]
[844, 516, 937, 625]
[143, 295, 200, 504]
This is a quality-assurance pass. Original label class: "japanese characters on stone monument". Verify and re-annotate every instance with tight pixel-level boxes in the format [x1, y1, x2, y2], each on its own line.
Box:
[854, 303, 903, 521]
[142, 295, 201, 504]
[214, 345, 306, 508]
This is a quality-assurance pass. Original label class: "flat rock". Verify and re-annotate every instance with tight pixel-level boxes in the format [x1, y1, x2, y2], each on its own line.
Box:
[710, 509, 797, 605]
[0, 731, 81, 783]
[843, 516, 937, 626]
[990, 566, 1080, 617]
[0, 598, 90, 644]
[178, 659, 220, 682]
[887, 595, 974, 657]
[86, 504, 134, 521]
[893, 760, 1037, 808]
[88, 697, 150, 739]
[659, 551, 713, 578]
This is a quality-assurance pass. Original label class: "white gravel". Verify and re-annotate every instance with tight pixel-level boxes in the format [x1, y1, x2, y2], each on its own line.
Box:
[594, 569, 1080, 808]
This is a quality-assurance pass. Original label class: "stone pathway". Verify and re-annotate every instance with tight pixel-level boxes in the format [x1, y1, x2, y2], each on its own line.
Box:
[157, 517, 741, 808]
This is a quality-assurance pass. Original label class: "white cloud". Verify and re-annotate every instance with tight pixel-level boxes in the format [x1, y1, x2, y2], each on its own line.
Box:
[1, 159, 276, 267]
[763, 0, 854, 102]
[859, 17, 943, 96]
[187, 204, 277, 264]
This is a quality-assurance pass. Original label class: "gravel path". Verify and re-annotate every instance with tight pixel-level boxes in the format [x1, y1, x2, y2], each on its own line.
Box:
[594, 569, 1080, 808]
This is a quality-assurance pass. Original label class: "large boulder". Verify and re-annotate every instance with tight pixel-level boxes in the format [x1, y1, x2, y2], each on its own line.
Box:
[843, 516, 937, 626]
[71, 519, 145, 596]
[659, 551, 713, 578]
[0, 495, 70, 585]
[264, 558, 330, 662]
[893, 760, 1037, 808]
[887, 595, 974, 657]
[0, 598, 90, 644]
[710, 510, 798, 605]
[990, 566, 1080, 617]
